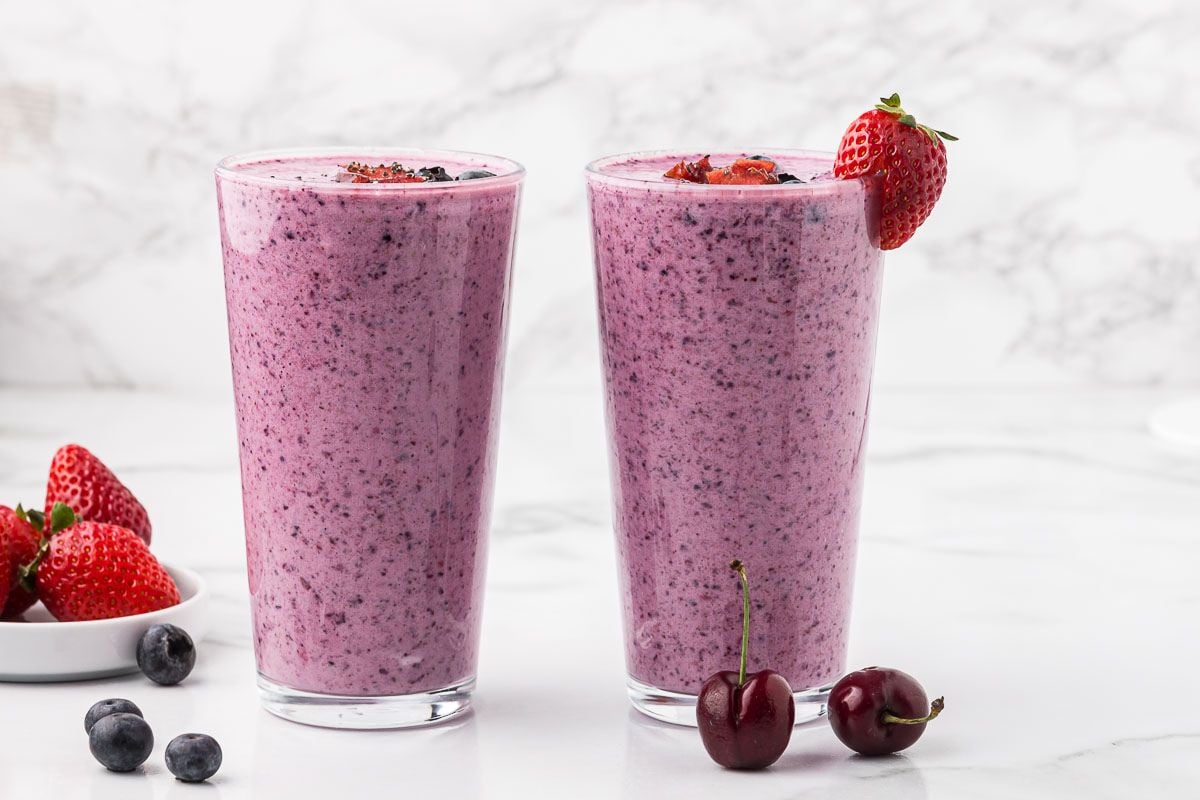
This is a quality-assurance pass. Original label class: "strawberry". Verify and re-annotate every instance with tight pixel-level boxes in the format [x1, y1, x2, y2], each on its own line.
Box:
[833, 92, 957, 250]
[20, 504, 179, 622]
[342, 162, 427, 184]
[44, 444, 152, 545]
[0, 505, 43, 617]
[0, 521, 9, 613]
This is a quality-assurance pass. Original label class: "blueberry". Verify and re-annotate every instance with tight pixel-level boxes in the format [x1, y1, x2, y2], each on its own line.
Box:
[747, 154, 768, 161]
[84, 698, 143, 733]
[88, 713, 153, 772]
[456, 169, 496, 181]
[776, 172, 803, 183]
[165, 733, 223, 783]
[136, 624, 196, 686]
[417, 166, 453, 182]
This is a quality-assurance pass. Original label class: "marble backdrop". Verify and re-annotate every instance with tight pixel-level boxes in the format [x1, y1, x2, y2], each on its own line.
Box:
[0, 0, 1197, 394]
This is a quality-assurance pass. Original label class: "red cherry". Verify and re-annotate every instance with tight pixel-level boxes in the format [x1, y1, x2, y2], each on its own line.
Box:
[697, 669, 795, 769]
[828, 667, 944, 756]
[697, 560, 795, 769]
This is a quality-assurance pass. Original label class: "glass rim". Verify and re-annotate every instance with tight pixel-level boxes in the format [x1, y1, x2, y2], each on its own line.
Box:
[584, 147, 870, 194]
[215, 146, 525, 191]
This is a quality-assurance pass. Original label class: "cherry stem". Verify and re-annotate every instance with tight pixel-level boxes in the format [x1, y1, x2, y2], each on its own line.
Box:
[729, 559, 750, 687]
[882, 696, 945, 726]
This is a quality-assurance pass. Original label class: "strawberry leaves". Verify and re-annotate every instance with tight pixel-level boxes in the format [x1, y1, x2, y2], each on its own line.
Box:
[872, 92, 958, 144]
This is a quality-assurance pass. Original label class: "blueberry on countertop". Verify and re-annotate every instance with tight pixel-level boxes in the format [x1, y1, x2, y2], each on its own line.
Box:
[417, 166, 454, 182]
[136, 623, 196, 686]
[165, 733, 223, 783]
[88, 713, 154, 772]
[457, 169, 497, 180]
[84, 698, 143, 734]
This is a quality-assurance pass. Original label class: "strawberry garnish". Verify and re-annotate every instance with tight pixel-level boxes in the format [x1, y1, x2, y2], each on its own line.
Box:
[342, 162, 427, 184]
[44, 444, 151, 545]
[19, 504, 179, 622]
[833, 92, 957, 250]
[0, 505, 43, 617]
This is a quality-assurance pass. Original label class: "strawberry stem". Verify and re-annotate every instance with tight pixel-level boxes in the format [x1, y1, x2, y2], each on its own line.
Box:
[729, 559, 751, 687]
[17, 503, 77, 594]
[17, 541, 49, 595]
[16, 503, 44, 531]
[873, 92, 958, 143]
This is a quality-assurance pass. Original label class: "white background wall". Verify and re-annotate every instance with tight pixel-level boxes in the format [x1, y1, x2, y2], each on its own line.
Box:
[1, 0, 1197, 396]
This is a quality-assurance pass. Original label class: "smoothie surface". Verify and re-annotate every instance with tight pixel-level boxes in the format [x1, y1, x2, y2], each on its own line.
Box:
[218, 150, 522, 187]
[589, 150, 838, 187]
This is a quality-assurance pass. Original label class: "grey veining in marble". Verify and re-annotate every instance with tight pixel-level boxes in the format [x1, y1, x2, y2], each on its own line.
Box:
[1, 0, 1197, 393]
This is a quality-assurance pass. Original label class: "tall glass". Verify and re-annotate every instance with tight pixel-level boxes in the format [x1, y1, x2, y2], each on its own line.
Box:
[587, 150, 883, 725]
[216, 148, 523, 728]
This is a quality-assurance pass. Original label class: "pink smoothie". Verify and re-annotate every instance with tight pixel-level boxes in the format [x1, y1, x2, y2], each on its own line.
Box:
[588, 151, 883, 697]
[216, 149, 522, 697]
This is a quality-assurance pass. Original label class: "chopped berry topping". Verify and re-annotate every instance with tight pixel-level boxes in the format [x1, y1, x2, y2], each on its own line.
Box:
[663, 155, 784, 185]
[707, 158, 781, 185]
[457, 169, 497, 181]
[663, 155, 714, 183]
[731, 157, 776, 173]
[342, 162, 427, 183]
[417, 166, 454, 182]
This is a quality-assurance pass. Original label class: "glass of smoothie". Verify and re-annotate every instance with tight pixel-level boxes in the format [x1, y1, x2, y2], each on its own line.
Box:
[587, 150, 883, 725]
[215, 148, 523, 729]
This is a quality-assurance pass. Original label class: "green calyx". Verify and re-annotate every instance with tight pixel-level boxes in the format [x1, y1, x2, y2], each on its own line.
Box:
[875, 92, 958, 144]
[16, 502, 77, 594]
[15, 503, 44, 530]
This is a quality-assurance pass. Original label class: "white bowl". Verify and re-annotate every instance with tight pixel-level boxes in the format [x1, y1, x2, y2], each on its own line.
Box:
[0, 564, 209, 682]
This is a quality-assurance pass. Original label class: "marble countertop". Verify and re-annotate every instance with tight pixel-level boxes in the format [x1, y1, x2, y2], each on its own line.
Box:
[1, 385, 1197, 799]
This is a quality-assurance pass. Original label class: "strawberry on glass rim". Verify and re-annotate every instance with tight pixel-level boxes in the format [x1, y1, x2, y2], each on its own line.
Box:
[833, 92, 957, 250]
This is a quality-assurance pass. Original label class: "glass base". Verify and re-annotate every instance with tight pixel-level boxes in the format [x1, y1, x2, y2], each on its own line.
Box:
[627, 675, 832, 727]
[257, 674, 474, 730]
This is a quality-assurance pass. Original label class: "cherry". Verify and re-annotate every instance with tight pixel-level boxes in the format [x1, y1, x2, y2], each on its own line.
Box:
[697, 560, 795, 770]
[827, 667, 944, 756]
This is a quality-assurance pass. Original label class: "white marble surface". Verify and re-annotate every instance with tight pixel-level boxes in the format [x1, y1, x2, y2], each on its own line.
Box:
[1, 0, 1198, 394]
[1, 385, 1197, 798]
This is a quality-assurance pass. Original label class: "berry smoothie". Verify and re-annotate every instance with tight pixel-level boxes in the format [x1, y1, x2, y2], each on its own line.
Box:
[587, 150, 883, 723]
[216, 149, 522, 725]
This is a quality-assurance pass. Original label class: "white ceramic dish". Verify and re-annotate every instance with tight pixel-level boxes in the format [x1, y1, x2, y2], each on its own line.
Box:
[0, 564, 208, 682]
